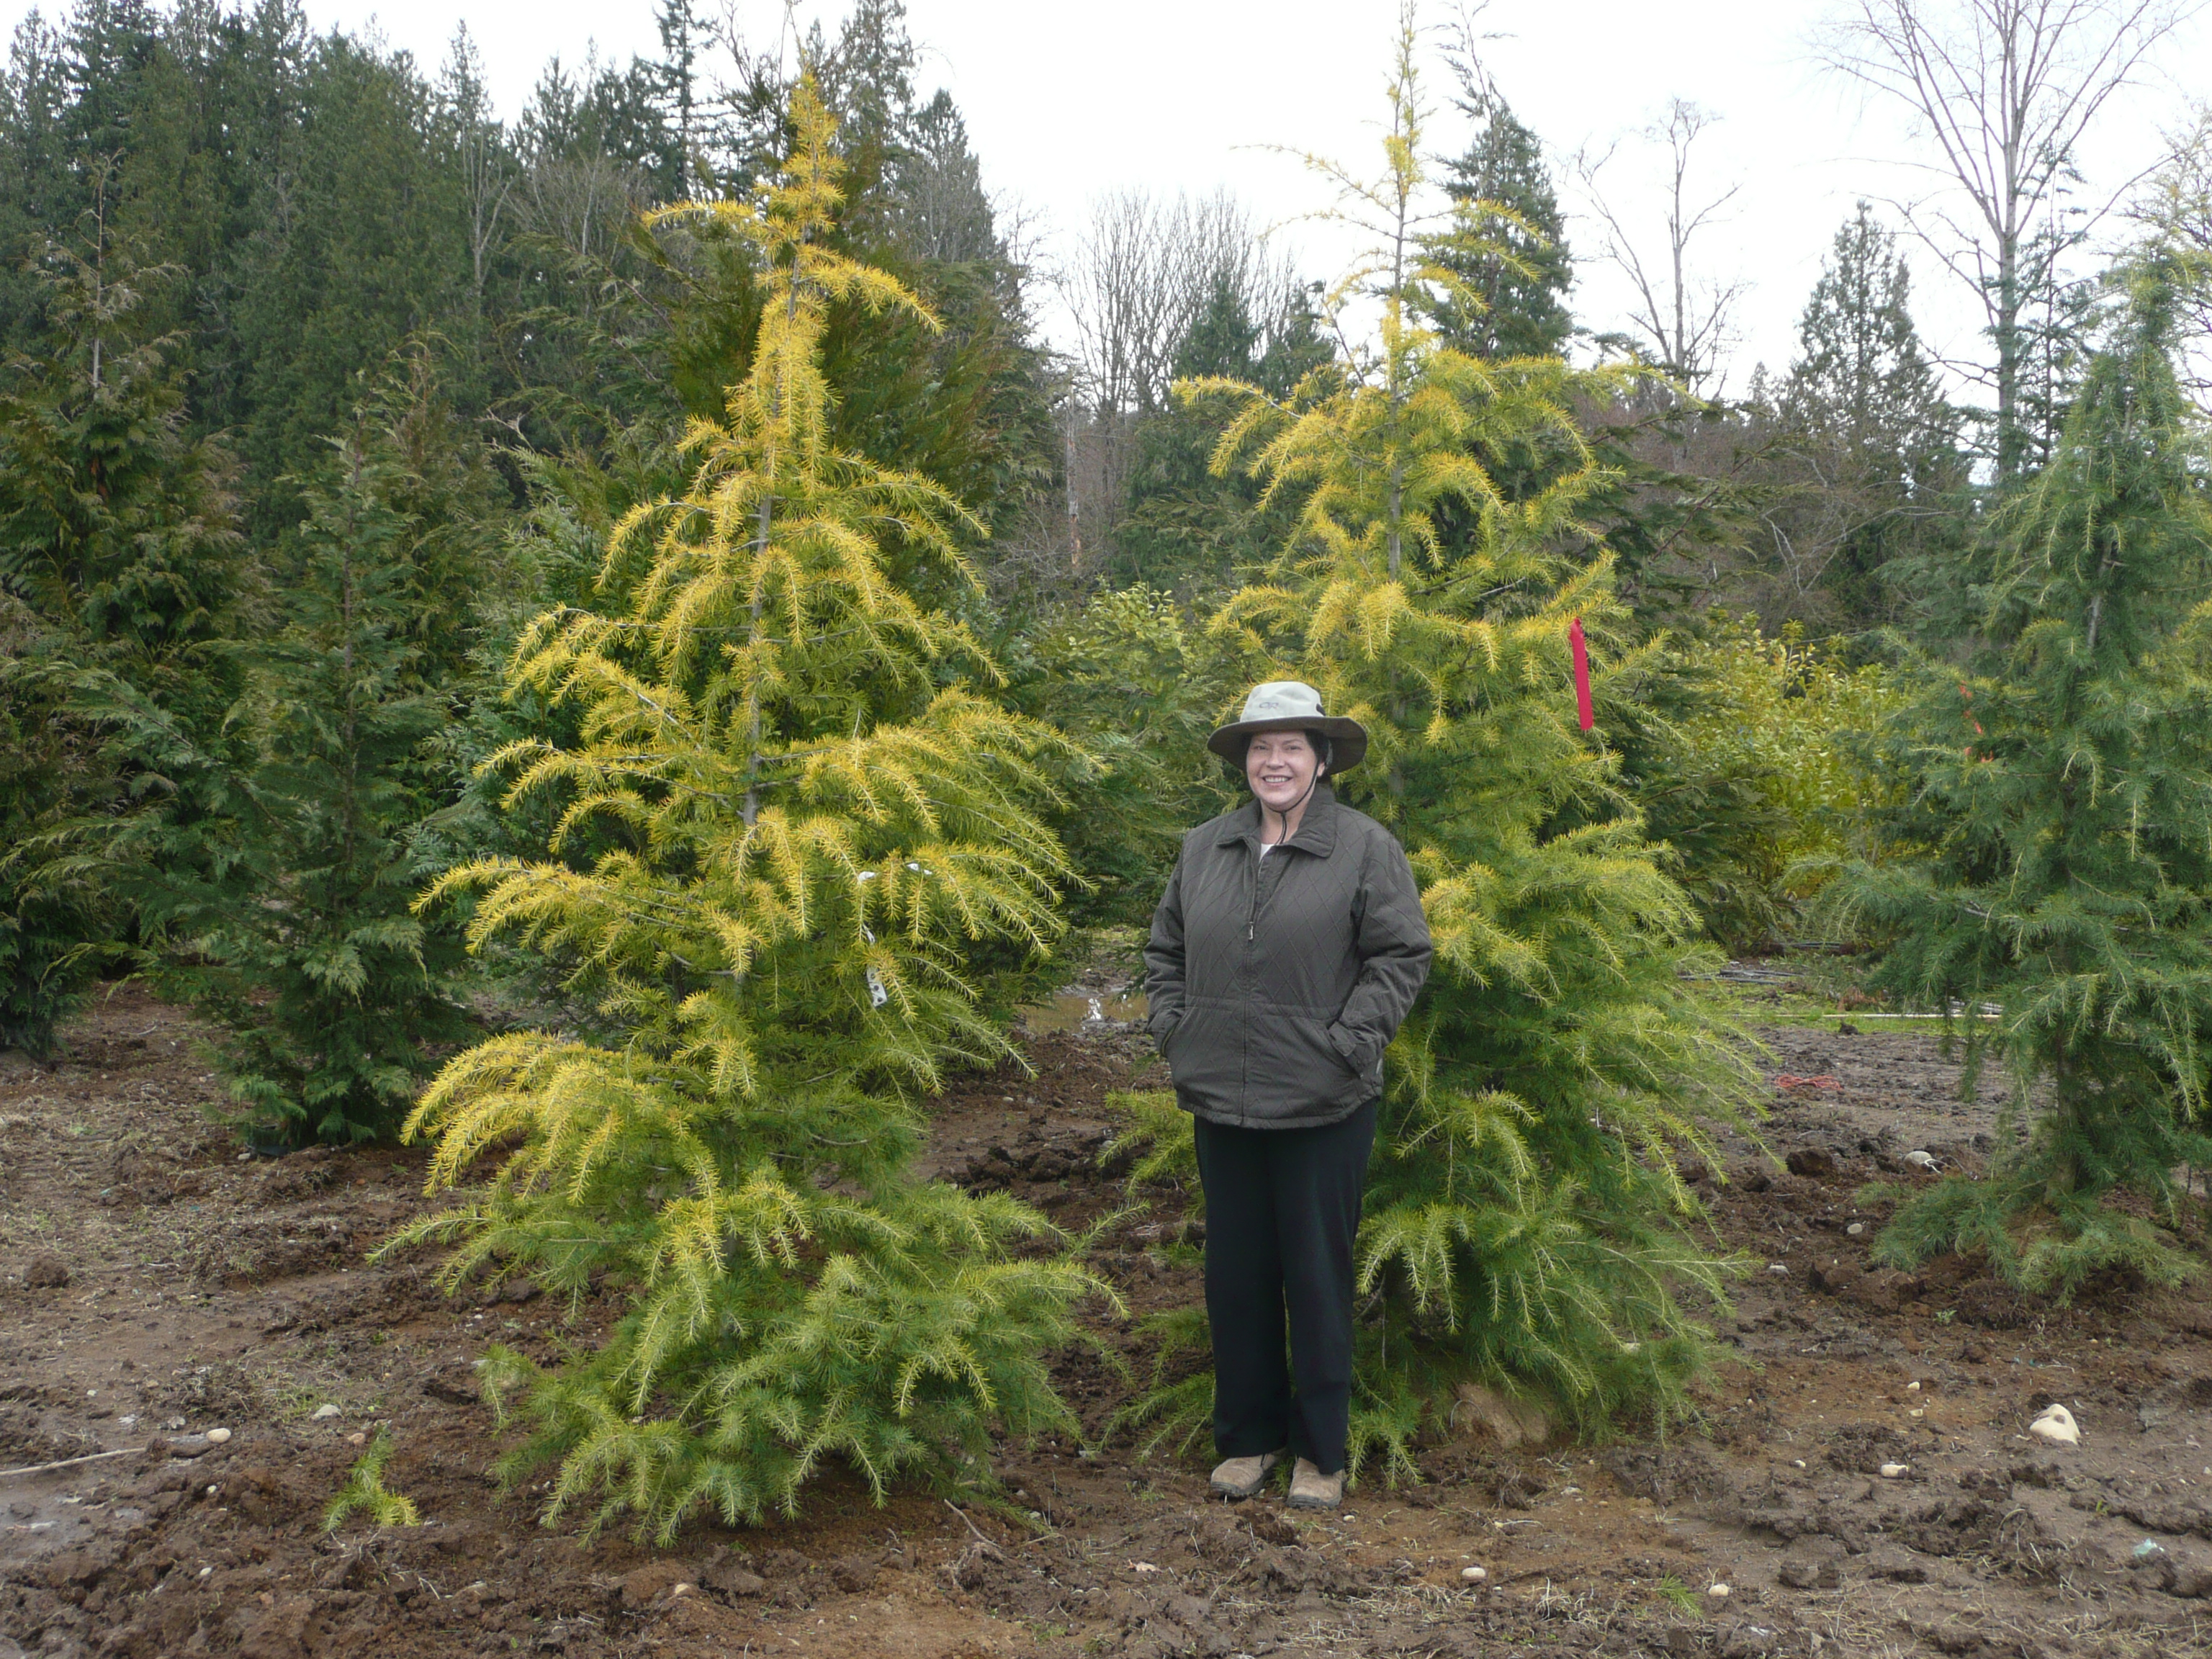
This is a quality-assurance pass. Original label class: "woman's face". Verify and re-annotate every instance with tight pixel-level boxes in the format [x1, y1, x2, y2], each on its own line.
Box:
[1246, 730, 1322, 816]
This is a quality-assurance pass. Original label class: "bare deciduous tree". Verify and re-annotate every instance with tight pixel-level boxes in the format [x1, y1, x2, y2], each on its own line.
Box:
[1575, 100, 1748, 395]
[1817, 0, 2200, 477]
[1056, 189, 1295, 418]
[1053, 190, 1300, 571]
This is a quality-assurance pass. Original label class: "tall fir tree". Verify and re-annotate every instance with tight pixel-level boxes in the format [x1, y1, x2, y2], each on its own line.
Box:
[1769, 204, 1963, 629]
[1833, 265, 2212, 1295]
[1129, 14, 1758, 1467]
[1419, 87, 1573, 361]
[391, 82, 1105, 1534]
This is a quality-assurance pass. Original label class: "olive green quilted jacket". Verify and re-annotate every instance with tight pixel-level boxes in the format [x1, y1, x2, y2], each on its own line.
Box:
[1143, 785, 1432, 1129]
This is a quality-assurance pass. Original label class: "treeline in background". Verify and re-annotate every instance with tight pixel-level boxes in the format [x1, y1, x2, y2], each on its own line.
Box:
[8, 0, 2212, 1524]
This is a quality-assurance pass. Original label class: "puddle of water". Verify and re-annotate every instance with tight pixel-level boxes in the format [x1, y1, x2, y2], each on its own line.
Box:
[1020, 988, 1148, 1033]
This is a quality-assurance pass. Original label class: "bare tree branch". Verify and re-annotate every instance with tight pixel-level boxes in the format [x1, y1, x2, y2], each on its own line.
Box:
[1573, 100, 1749, 394]
[1815, 0, 2201, 475]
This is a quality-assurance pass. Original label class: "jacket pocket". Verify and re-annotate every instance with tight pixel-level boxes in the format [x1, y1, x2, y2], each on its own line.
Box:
[1165, 1002, 1237, 1107]
[1244, 1010, 1363, 1123]
[1327, 1020, 1380, 1076]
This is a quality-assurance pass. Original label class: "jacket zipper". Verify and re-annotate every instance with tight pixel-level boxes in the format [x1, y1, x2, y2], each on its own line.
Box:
[1246, 840, 1265, 940]
[1242, 840, 1259, 1122]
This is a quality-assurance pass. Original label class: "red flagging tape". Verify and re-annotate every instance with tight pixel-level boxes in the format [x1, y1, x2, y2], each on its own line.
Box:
[1569, 616, 1594, 732]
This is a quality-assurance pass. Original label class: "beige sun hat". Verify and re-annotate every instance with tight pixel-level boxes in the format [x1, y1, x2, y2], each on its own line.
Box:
[1205, 680, 1368, 772]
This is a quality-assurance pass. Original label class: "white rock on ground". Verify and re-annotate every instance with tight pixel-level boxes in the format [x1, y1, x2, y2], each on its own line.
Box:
[1880, 1463, 1910, 1478]
[2029, 1404, 2081, 1445]
[310, 1403, 342, 1421]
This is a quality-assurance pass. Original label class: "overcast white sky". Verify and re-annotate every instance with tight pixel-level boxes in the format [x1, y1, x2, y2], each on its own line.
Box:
[12, 0, 2207, 395]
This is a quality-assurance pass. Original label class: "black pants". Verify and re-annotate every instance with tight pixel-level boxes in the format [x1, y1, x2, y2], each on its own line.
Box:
[1192, 1100, 1377, 1478]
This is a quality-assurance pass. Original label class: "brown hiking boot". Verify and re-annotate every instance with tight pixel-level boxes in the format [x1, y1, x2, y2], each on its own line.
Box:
[1287, 1457, 1343, 1510]
[1209, 1449, 1285, 1499]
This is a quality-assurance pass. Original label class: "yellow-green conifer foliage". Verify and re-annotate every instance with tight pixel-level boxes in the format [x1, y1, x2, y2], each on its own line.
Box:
[1174, 13, 1759, 1464]
[390, 82, 1110, 1536]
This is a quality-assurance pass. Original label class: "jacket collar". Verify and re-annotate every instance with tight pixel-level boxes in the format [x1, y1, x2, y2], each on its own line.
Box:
[1215, 781, 1340, 858]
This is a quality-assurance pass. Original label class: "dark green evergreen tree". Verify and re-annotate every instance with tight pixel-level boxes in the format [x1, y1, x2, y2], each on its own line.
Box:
[0, 222, 253, 1052]
[1420, 88, 1573, 361]
[223, 32, 475, 534]
[0, 597, 107, 1054]
[886, 89, 997, 266]
[0, 12, 79, 349]
[1770, 204, 1964, 629]
[120, 394, 476, 1143]
[1112, 276, 1328, 590]
[653, 0, 703, 195]
[1833, 265, 2212, 1295]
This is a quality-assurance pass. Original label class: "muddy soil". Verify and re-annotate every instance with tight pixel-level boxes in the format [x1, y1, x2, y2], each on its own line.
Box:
[9, 988, 2212, 1658]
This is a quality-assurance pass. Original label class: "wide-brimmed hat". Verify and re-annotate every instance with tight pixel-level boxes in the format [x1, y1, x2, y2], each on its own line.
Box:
[1206, 680, 1368, 773]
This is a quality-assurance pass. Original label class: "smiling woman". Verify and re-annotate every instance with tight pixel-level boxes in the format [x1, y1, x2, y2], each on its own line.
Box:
[1142, 680, 1431, 1512]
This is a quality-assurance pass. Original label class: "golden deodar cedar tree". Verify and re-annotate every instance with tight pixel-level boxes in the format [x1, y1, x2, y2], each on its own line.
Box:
[391, 81, 1111, 1537]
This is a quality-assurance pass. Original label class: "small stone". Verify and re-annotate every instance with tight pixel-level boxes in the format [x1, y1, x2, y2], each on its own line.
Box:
[1879, 1463, 1910, 1479]
[1460, 1565, 1487, 1583]
[1903, 1150, 1938, 1170]
[1708, 1583, 1731, 1599]
[2029, 1405, 2081, 1446]
[23, 1253, 69, 1289]
[346, 1431, 367, 1447]
[1845, 1222, 1864, 1236]
[205, 1428, 230, 1444]
[1767, 1263, 1789, 1275]
[619, 1563, 693, 1609]
[1791, 1459, 1807, 1469]
[1906, 1381, 1921, 1392]
[310, 1403, 342, 1421]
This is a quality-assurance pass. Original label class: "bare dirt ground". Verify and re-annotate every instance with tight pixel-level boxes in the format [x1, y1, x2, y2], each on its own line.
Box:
[10, 985, 2212, 1658]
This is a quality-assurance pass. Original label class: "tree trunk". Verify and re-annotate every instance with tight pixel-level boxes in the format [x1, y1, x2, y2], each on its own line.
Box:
[1996, 232, 2021, 484]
